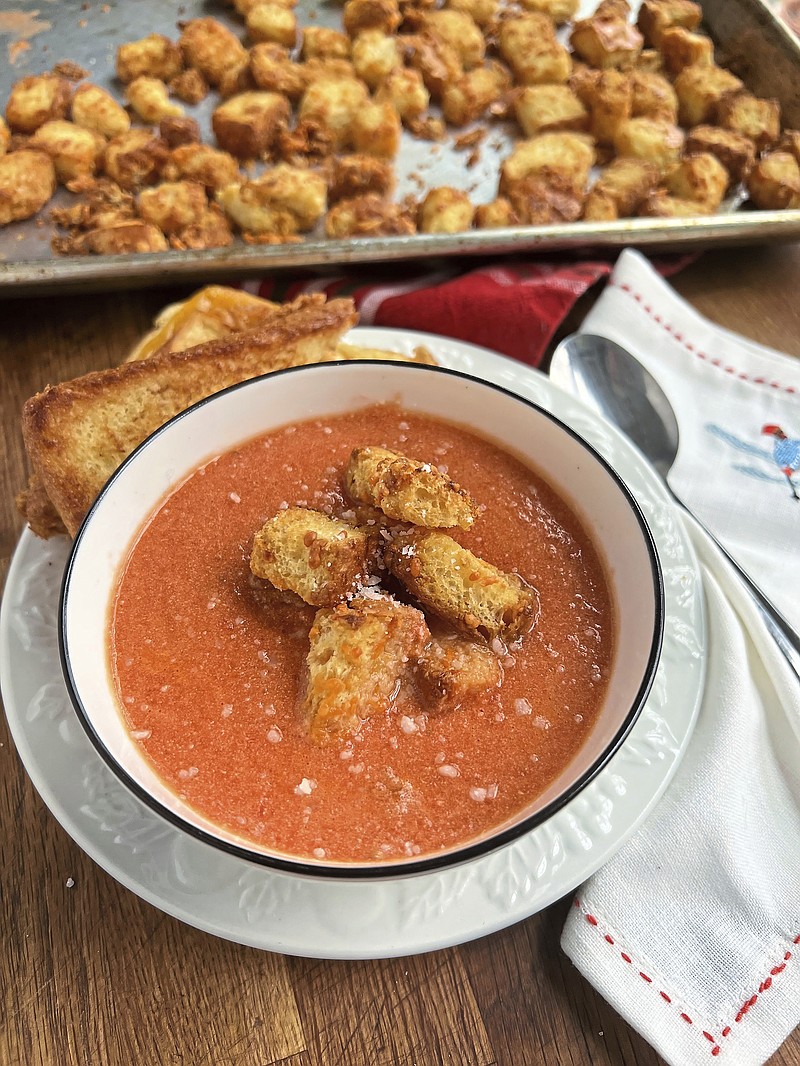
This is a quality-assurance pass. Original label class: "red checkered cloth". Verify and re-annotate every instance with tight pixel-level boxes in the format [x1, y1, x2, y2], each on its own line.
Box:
[245, 255, 695, 368]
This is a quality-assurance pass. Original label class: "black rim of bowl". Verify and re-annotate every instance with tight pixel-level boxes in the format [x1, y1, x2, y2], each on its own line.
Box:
[59, 359, 665, 881]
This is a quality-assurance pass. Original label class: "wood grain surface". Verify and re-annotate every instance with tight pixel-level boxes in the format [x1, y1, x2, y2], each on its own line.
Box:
[2, 246, 799, 1066]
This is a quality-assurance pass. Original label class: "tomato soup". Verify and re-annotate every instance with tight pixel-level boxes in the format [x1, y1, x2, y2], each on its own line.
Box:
[110, 404, 614, 863]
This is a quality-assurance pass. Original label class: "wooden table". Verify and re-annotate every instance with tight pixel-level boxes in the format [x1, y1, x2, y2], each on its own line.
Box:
[2, 246, 799, 1066]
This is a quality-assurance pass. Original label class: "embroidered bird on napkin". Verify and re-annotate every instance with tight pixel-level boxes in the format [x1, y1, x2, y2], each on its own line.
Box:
[762, 424, 800, 500]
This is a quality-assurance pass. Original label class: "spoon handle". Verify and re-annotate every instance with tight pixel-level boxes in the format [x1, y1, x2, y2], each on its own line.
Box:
[674, 494, 800, 681]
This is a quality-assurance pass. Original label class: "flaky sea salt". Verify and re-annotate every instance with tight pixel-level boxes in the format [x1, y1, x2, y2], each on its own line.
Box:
[470, 787, 487, 803]
[515, 698, 532, 716]
[221, 704, 233, 718]
[487, 783, 499, 799]
[267, 726, 283, 743]
[131, 729, 151, 740]
[294, 777, 316, 795]
[438, 764, 460, 778]
[400, 716, 418, 735]
[65, 877, 75, 888]
[178, 766, 199, 780]
[533, 715, 551, 730]
[229, 492, 241, 504]
[340, 748, 354, 760]
[313, 847, 326, 858]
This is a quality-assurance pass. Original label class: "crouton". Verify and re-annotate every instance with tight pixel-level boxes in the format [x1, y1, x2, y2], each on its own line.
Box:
[715, 92, 781, 152]
[403, 34, 463, 100]
[325, 194, 416, 237]
[446, 0, 498, 28]
[423, 10, 485, 69]
[0, 118, 9, 155]
[635, 49, 664, 74]
[498, 16, 571, 85]
[6, 74, 71, 133]
[664, 151, 729, 208]
[778, 129, 800, 165]
[212, 92, 290, 159]
[746, 152, 800, 210]
[630, 71, 678, 121]
[326, 153, 395, 202]
[21, 296, 359, 537]
[346, 446, 479, 528]
[350, 100, 402, 158]
[674, 64, 743, 126]
[636, 0, 701, 47]
[385, 530, 539, 642]
[343, 0, 402, 36]
[68, 220, 170, 255]
[418, 186, 475, 232]
[137, 181, 208, 235]
[102, 129, 169, 191]
[506, 174, 585, 224]
[217, 164, 327, 235]
[170, 205, 233, 250]
[416, 635, 502, 706]
[71, 84, 130, 139]
[518, 0, 578, 24]
[179, 19, 249, 87]
[613, 116, 684, 171]
[0, 149, 56, 225]
[585, 70, 631, 144]
[499, 133, 596, 197]
[583, 188, 619, 220]
[570, 15, 643, 69]
[117, 34, 183, 83]
[659, 26, 713, 75]
[304, 597, 430, 743]
[159, 117, 201, 149]
[126, 77, 184, 124]
[250, 44, 306, 98]
[251, 508, 377, 606]
[298, 77, 369, 151]
[247, 3, 298, 47]
[352, 30, 400, 88]
[515, 85, 589, 137]
[684, 124, 754, 181]
[217, 57, 255, 100]
[30, 120, 105, 184]
[638, 191, 712, 216]
[375, 67, 429, 121]
[168, 69, 209, 105]
[50, 175, 136, 232]
[587, 156, 659, 217]
[302, 27, 352, 60]
[474, 197, 520, 228]
[164, 144, 241, 191]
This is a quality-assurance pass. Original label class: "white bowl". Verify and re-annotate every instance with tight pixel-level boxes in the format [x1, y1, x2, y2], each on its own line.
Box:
[60, 360, 663, 879]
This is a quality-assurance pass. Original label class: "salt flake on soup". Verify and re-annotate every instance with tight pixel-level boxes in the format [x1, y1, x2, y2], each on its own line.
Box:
[109, 404, 614, 864]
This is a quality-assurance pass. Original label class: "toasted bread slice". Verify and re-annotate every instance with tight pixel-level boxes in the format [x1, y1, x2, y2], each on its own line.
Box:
[345, 445, 479, 530]
[416, 634, 502, 707]
[385, 529, 539, 642]
[15, 473, 68, 538]
[22, 295, 358, 538]
[251, 507, 377, 606]
[305, 596, 430, 743]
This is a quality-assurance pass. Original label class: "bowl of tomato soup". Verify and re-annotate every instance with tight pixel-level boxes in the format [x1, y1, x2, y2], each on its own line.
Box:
[60, 359, 663, 879]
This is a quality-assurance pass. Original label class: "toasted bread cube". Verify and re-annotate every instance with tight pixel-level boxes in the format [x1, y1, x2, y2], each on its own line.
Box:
[498, 16, 571, 85]
[137, 180, 208, 234]
[674, 64, 743, 126]
[300, 57, 358, 86]
[404, 34, 463, 100]
[778, 130, 800, 165]
[6, 74, 71, 133]
[637, 0, 701, 46]
[350, 100, 401, 158]
[570, 16, 643, 69]
[103, 129, 169, 190]
[218, 164, 327, 234]
[375, 67, 429, 121]
[343, 0, 401, 35]
[251, 508, 376, 606]
[638, 191, 712, 216]
[664, 151, 729, 208]
[417, 635, 501, 707]
[302, 27, 351, 60]
[346, 446, 479, 528]
[586, 70, 631, 144]
[569, 64, 601, 105]
[635, 48, 664, 74]
[250, 44, 306, 98]
[746, 152, 800, 210]
[589, 156, 659, 216]
[325, 194, 416, 237]
[583, 188, 619, 219]
[71, 84, 130, 139]
[212, 92, 290, 159]
[29, 120, 104, 184]
[246, 3, 298, 47]
[445, 0, 498, 28]
[684, 124, 754, 182]
[326, 153, 394, 202]
[505, 174, 584, 223]
[169, 68, 209, 105]
[595, 0, 632, 17]
[0, 118, 9, 155]
[305, 598, 429, 743]
[442, 64, 509, 127]
[385, 531, 539, 642]
[659, 27, 713, 76]
[423, 10, 485, 70]
[352, 30, 400, 88]
[474, 197, 519, 228]
[515, 85, 589, 137]
[500, 133, 595, 197]
[613, 117, 684, 171]
[179, 19, 248, 87]
[163, 144, 241, 190]
[0, 149, 56, 224]
[159, 117, 201, 149]
[234, 0, 296, 12]
[298, 78, 369, 151]
[217, 56, 255, 100]
[75, 220, 170, 254]
[169, 204, 233, 250]
[126, 77, 184, 124]
[518, 0, 578, 23]
[631, 71, 678, 121]
[715, 92, 780, 153]
[418, 187, 474, 232]
[116, 34, 183, 83]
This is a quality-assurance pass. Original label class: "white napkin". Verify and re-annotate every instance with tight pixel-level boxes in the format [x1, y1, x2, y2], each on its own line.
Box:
[560, 249, 800, 1066]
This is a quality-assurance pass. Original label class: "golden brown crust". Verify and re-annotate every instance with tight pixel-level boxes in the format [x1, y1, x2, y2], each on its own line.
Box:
[21, 296, 358, 537]
[325, 154, 395, 203]
[684, 124, 755, 182]
[0, 150, 56, 225]
[116, 34, 183, 83]
[16, 474, 67, 539]
[212, 91, 291, 159]
[6, 74, 72, 134]
[325, 193, 416, 237]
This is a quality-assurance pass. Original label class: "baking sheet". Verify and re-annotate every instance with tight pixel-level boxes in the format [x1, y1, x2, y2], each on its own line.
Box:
[1, 0, 799, 294]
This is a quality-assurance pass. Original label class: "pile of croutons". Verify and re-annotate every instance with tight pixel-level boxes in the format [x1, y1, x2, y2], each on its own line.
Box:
[1, 0, 798, 253]
[249, 445, 539, 743]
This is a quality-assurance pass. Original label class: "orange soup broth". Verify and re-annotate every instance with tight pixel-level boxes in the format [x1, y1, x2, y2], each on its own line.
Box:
[110, 404, 614, 863]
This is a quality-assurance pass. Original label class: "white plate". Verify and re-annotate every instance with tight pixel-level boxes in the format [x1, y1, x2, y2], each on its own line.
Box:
[0, 329, 706, 959]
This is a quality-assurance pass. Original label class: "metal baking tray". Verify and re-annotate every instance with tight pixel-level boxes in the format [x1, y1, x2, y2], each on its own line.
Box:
[1, 0, 799, 294]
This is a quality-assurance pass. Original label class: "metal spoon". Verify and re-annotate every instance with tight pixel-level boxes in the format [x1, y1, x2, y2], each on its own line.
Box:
[550, 333, 800, 679]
